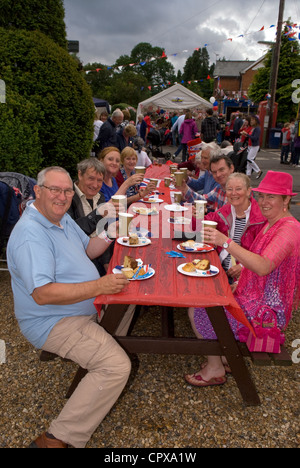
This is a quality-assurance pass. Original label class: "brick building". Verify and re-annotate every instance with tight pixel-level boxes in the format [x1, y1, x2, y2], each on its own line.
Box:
[214, 56, 266, 99]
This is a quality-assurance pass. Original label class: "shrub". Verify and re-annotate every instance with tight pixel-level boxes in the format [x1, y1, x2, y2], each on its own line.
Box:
[0, 28, 94, 178]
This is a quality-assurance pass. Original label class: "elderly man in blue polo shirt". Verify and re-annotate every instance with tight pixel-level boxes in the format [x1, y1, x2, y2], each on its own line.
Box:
[7, 166, 131, 449]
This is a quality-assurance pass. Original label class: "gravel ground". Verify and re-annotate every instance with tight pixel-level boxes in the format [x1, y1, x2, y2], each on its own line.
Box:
[1, 270, 300, 449]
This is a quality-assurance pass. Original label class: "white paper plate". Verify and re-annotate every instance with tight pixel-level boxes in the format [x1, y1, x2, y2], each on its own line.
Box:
[113, 267, 155, 281]
[132, 207, 159, 216]
[164, 204, 189, 212]
[141, 198, 164, 204]
[177, 263, 219, 278]
[177, 243, 215, 253]
[168, 217, 191, 225]
[117, 237, 151, 247]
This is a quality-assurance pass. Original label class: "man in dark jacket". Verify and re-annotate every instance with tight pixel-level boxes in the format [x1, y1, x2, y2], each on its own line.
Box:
[233, 112, 244, 141]
[201, 108, 220, 143]
[96, 109, 124, 154]
[67, 158, 115, 275]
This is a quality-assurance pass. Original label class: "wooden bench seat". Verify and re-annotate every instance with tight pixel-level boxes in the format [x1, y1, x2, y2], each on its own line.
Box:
[239, 343, 293, 367]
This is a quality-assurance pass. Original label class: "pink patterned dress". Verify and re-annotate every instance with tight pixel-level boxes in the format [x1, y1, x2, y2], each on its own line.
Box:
[194, 217, 300, 341]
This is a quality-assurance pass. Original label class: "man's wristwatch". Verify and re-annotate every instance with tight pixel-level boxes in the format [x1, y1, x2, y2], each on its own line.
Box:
[223, 238, 233, 249]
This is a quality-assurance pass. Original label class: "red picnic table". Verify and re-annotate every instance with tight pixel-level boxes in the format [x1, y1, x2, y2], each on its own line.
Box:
[92, 165, 261, 406]
[66, 165, 261, 406]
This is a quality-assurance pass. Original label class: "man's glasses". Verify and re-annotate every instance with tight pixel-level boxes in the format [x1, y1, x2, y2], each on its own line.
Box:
[40, 185, 75, 197]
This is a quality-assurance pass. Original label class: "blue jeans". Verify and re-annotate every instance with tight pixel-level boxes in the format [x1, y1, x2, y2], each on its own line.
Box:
[281, 145, 290, 162]
[174, 134, 182, 156]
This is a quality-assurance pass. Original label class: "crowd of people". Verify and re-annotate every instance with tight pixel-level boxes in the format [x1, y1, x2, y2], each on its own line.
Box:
[93, 106, 300, 175]
[4, 104, 300, 448]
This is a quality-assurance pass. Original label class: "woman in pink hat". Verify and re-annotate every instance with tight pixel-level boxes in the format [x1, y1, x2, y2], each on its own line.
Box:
[186, 171, 300, 387]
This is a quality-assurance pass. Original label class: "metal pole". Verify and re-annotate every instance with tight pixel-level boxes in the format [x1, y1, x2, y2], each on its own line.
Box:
[267, 0, 285, 143]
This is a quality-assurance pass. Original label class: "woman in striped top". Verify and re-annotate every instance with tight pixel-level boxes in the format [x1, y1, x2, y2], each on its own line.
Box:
[186, 173, 266, 386]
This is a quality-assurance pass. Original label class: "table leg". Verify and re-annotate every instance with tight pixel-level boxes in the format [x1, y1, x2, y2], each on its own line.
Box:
[206, 306, 261, 406]
[161, 307, 174, 338]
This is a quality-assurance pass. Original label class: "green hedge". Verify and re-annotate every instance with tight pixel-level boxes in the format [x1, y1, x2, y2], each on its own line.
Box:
[0, 28, 94, 178]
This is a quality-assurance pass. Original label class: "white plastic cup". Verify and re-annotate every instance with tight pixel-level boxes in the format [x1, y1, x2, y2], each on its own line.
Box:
[119, 213, 134, 237]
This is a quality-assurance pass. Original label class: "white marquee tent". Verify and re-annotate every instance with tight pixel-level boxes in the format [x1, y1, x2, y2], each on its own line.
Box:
[136, 83, 212, 118]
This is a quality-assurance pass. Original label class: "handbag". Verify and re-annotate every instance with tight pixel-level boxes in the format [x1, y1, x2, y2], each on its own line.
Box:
[246, 307, 284, 354]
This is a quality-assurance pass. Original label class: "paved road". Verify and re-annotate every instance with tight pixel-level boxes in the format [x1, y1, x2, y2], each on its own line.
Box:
[163, 146, 300, 221]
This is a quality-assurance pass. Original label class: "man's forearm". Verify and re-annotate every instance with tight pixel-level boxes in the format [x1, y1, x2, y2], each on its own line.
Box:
[86, 235, 112, 260]
[32, 279, 105, 306]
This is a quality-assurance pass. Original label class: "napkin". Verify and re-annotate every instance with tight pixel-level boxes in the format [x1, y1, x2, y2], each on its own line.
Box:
[166, 251, 186, 258]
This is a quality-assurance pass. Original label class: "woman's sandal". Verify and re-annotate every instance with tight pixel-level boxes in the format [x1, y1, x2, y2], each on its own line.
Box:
[185, 373, 227, 387]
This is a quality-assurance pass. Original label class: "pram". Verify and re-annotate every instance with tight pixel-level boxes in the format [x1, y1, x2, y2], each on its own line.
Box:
[0, 182, 21, 270]
[146, 129, 172, 161]
[0, 172, 36, 270]
[228, 142, 248, 174]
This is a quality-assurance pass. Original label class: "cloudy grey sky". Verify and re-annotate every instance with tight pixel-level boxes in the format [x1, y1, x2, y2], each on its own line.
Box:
[64, 0, 300, 71]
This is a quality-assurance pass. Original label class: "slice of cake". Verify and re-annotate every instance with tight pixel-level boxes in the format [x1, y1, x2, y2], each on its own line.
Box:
[123, 256, 138, 270]
[195, 259, 211, 271]
[129, 234, 139, 245]
[182, 263, 196, 273]
[121, 268, 134, 279]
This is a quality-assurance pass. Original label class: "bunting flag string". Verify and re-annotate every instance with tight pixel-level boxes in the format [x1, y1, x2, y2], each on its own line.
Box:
[84, 22, 300, 75]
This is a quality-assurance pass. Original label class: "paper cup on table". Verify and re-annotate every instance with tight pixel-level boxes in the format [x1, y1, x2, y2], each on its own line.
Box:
[135, 166, 146, 175]
[111, 195, 127, 212]
[119, 213, 134, 237]
[174, 171, 184, 187]
[194, 200, 207, 219]
[150, 178, 159, 188]
[173, 192, 182, 204]
[170, 166, 177, 175]
[164, 177, 171, 187]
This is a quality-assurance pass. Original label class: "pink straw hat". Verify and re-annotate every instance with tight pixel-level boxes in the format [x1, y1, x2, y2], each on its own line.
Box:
[252, 171, 298, 197]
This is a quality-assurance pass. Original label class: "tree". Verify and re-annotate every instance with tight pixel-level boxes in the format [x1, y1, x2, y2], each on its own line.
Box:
[182, 48, 215, 100]
[115, 43, 176, 89]
[0, 0, 67, 48]
[84, 64, 115, 103]
[110, 71, 150, 107]
[249, 22, 300, 122]
[0, 28, 94, 178]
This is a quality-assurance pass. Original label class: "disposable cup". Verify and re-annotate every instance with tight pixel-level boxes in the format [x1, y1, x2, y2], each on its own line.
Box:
[179, 168, 188, 180]
[173, 192, 182, 204]
[194, 200, 207, 219]
[119, 213, 134, 237]
[111, 195, 127, 210]
[135, 167, 146, 174]
[164, 177, 171, 187]
[174, 172, 184, 186]
[150, 178, 159, 188]
[202, 220, 218, 229]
